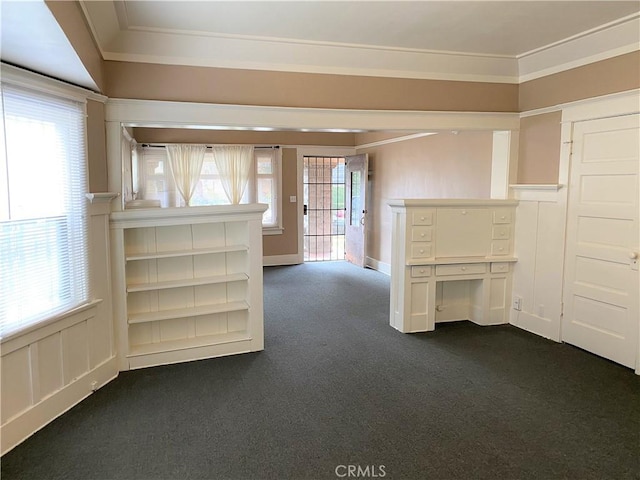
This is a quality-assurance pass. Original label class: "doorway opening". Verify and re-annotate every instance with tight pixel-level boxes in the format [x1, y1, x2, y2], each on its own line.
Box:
[303, 156, 346, 262]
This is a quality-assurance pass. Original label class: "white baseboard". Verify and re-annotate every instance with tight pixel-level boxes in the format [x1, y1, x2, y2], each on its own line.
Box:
[263, 254, 303, 266]
[1, 356, 118, 456]
[365, 256, 391, 275]
[510, 310, 561, 342]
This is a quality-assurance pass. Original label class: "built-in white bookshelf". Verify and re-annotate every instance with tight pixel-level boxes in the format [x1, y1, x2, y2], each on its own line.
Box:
[110, 204, 267, 370]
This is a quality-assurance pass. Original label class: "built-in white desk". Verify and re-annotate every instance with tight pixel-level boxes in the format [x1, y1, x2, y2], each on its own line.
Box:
[388, 199, 518, 333]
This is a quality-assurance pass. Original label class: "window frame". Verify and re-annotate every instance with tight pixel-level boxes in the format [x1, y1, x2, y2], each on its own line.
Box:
[136, 144, 283, 234]
[254, 147, 283, 234]
[0, 67, 93, 340]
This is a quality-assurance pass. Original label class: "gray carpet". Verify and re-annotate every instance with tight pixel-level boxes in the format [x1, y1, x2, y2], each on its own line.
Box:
[2, 261, 639, 480]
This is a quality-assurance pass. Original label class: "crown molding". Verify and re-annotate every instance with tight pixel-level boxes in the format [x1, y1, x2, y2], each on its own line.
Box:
[518, 14, 640, 82]
[104, 29, 519, 83]
[81, 1, 639, 85]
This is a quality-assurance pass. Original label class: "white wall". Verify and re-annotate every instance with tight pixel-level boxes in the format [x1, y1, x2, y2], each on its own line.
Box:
[509, 186, 566, 340]
[0, 195, 118, 455]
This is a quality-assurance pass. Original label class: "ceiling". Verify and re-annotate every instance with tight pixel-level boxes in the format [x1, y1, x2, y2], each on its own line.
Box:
[1, 1, 639, 91]
[82, 0, 640, 83]
[109, 1, 637, 57]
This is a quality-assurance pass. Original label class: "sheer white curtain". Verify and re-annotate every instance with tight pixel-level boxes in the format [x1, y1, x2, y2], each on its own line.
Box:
[166, 144, 206, 206]
[213, 145, 254, 204]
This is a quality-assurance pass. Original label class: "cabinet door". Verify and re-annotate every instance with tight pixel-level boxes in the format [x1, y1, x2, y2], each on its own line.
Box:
[435, 208, 491, 258]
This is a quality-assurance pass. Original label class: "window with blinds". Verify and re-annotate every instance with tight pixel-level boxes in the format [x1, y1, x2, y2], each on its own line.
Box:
[0, 83, 90, 339]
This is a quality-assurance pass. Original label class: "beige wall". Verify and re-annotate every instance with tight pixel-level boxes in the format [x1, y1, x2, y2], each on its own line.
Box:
[131, 128, 355, 147]
[519, 51, 640, 112]
[263, 148, 298, 257]
[45, 0, 105, 93]
[517, 112, 562, 184]
[357, 131, 493, 265]
[104, 61, 519, 112]
[86, 100, 108, 192]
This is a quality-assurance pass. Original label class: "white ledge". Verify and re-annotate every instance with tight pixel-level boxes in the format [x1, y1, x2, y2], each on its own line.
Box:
[86, 192, 119, 203]
[110, 203, 268, 228]
[388, 198, 519, 208]
[509, 184, 563, 191]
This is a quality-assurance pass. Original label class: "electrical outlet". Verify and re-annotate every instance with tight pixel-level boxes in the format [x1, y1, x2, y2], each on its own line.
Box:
[513, 296, 522, 311]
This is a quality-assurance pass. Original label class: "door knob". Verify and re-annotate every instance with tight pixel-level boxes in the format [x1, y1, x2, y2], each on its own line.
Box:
[630, 252, 639, 260]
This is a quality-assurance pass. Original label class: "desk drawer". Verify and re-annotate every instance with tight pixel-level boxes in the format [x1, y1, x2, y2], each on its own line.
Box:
[411, 210, 434, 226]
[493, 209, 512, 224]
[436, 263, 486, 276]
[492, 225, 511, 240]
[491, 240, 510, 256]
[411, 243, 432, 258]
[411, 266, 432, 278]
[491, 262, 510, 273]
[411, 227, 433, 242]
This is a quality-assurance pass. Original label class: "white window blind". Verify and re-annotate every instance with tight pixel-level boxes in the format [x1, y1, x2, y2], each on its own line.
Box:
[255, 148, 279, 228]
[0, 83, 90, 339]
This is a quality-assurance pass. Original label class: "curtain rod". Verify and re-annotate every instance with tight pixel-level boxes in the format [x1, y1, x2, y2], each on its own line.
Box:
[140, 143, 279, 149]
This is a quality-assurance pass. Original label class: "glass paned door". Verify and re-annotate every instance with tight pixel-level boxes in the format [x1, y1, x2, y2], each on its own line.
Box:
[303, 156, 346, 261]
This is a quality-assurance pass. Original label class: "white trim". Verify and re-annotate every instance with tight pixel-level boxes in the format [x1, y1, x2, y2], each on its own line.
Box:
[0, 63, 105, 102]
[490, 131, 518, 200]
[86, 192, 119, 204]
[1, 300, 102, 352]
[107, 98, 521, 132]
[520, 90, 640, 120]
[355, 132, 438, 150]
[365, 257, 391, 276]
[262, 227, 284, 236]
[263, 254, 302, 266]
[510, 310, 561, 342]
[561, 90, 640, 123]
[510, 185, 564, 202]
[520, 106, 563, 119]
[518, 15, 640, 83]
[0, 356, 118, 456]
[519, 44, 639, 84]
[510, 184, 562, 191]
[103, 51, 519, 84]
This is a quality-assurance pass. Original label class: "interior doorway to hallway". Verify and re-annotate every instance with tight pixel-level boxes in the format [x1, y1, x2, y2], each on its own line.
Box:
[303, 156, 346, 261]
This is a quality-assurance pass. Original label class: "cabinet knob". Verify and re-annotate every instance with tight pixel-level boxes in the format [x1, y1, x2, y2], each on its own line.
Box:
[499, 247, 504, 251]
[420, 216, 425, 221]
[419, 249, 425, 254]
[500, 232, 506, 236]
[420, 269, 425, 273]
[461, 210, 467, 215]
[420, 233, 425, 237]
[501, 216, 506, 220]
[461, 266, 467, 271]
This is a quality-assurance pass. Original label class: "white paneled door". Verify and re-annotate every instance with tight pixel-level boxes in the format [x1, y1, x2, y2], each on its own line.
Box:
[563, 114, 639, 368]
